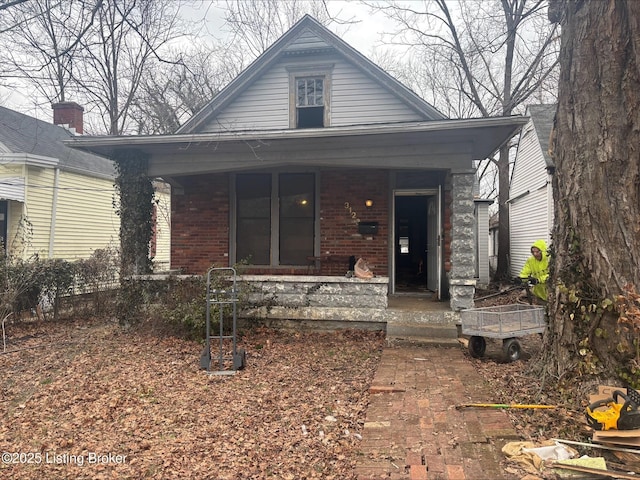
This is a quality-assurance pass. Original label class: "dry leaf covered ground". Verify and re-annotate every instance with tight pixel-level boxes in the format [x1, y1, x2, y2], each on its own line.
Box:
[472, 285, 590, 443]
[0, 319, 384, 480]
[0, 288, 607, 480]
[471, 284, 607, 479]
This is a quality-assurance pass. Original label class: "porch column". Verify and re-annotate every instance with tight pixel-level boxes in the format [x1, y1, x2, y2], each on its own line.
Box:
[449, 171, 476, 310]
[113, 148, 154, 277]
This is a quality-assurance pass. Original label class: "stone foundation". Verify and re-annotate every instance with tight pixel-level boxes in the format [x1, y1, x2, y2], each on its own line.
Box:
[240, 275, 389, 326]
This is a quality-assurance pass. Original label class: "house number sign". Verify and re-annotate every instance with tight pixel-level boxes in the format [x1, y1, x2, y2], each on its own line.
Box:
[344, 202, 360, 225]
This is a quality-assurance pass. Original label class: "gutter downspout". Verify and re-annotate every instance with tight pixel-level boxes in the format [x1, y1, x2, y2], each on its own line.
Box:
[48, 167, 60, 258]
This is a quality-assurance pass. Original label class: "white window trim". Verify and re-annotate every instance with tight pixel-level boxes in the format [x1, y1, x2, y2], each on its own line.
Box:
[286, 64, 334, 128]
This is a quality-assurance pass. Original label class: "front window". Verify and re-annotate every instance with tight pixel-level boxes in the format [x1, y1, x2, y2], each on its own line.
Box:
[279, 173, 315, 264]
[236, 174, 272, 265]
[287, 64, 333, 129]
[235, 173, 315, 266]
[296, 77, 324, 128]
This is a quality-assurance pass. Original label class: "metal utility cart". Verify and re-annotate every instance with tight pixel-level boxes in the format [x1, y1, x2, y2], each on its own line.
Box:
[200, 267, 246, 375]
[460, 304, 546, 362]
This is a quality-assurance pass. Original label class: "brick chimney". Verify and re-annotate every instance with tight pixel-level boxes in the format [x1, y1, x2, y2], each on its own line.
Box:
[52, 101, 84, 134]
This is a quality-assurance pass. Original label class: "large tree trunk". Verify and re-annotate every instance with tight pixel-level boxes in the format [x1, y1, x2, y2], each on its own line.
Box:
[542, 0, 640, 381]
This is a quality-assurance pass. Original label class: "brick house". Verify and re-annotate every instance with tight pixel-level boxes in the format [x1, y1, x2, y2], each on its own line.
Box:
[67, 15, 526, 327]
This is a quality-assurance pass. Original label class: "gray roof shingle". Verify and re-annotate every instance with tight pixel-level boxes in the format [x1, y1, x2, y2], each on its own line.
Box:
[0, 105, 114, 177]
[527, 104, 556, 169]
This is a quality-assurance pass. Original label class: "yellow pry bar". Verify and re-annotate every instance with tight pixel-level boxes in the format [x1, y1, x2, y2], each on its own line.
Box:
[456, 403, 556, 409]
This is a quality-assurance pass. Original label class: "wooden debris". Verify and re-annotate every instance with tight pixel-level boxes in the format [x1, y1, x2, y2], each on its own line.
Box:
[546, 460, 639, 479]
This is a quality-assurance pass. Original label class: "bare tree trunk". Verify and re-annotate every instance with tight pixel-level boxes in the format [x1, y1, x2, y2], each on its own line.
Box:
[495, 145, 511, 279]
[541, 0, 640, 382]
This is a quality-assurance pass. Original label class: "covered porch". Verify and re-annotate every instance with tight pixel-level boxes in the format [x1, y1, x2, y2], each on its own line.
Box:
[238, 274, 459, 343]
[65, 116, 527, 315]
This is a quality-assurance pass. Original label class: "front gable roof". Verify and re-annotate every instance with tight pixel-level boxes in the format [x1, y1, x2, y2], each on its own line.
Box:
[177, 14, 445, 134]
[0, 106, 114, 178]
[527, 104, 556, 169]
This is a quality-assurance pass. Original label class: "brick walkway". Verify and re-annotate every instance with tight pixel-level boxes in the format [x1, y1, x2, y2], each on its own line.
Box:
[355, 345, 521, 480]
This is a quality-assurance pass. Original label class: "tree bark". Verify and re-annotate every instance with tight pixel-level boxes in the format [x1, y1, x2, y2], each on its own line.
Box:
[495, 144, 511, 280]
[542, 0, 640, 381]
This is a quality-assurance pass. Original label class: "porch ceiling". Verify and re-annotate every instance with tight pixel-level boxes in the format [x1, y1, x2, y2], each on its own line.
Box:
[65, 116, 528, 177]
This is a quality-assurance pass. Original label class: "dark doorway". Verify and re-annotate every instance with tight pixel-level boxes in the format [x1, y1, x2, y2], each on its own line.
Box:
[395, 196, 428, 292]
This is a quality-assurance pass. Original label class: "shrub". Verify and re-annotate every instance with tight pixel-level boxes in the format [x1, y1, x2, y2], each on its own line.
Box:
[75, 247, 119, 316]
[120, 266, 254, 340]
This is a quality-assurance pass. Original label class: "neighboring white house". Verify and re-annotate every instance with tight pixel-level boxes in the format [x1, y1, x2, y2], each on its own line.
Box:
[0, 103, 170, 269]
[509, 104, 555, 276]
[488, 211, 499, 275]
[474, 199, 493, 286]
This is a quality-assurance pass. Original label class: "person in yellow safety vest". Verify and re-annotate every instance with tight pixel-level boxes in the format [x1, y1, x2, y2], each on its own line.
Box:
[519, 239, 549, 302]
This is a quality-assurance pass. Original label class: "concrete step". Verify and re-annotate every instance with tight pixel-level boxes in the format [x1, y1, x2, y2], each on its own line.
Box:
[386, 335, 462, 347]
[386, 321, 460, 345]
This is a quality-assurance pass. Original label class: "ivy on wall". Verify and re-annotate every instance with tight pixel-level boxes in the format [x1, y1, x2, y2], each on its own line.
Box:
[113, 149, 154, 277]
[113, 149, 156, 325]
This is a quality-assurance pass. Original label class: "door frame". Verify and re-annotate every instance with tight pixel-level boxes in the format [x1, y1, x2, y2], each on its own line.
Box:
[390, 188, 441, 297]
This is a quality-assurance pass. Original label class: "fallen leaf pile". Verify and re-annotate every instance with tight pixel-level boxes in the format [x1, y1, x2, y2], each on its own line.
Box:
[471, 284, 598, 478]
[0, 319, 384, 479]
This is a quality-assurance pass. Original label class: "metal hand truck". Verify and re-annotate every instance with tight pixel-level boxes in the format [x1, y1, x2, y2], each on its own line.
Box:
[199, 267, 246, 375]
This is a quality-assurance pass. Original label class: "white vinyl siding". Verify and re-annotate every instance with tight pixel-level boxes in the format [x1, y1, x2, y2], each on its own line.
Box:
[283, 29, 331, 52]
[17, 167, 119, 260]
[48, 170, 119, 259]
[510, 187, 550, 276]
[510, 124, 547, 197]
[202, 67, 289, 132]
[201, 54, 423, 132]
[331, 61, 422, 125]
[6, 199, 25, 253]
[509, 120, 553, 277]
[474, 201, 491, 285]
[22, 166, 55, 258]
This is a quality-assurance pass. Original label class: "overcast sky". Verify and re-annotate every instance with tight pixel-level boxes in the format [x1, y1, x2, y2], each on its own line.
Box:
[185, 1, 395, 57]
[1, 0, 399, 124]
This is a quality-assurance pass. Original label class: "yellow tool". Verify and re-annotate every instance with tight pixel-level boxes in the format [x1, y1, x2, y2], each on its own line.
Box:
[585, 390, 640, 431]
[586, 399, 623, 430]
[455, 403, 556, 410]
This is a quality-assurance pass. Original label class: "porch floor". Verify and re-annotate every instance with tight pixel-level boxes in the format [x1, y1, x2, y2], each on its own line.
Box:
[387, 292, 451, 312]
[385, 293, 460, 346]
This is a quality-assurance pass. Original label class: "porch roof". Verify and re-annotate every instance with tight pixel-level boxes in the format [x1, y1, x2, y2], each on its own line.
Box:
[65, 116, 528, 177]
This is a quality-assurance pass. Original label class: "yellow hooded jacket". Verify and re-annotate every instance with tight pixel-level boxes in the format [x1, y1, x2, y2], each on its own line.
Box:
[519, 239, 549, 301]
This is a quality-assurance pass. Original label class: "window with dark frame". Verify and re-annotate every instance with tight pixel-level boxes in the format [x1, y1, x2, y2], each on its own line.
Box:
[235, 173, 315, 266]
[236, 174, 272, 265]
[279, 173, 315, 265]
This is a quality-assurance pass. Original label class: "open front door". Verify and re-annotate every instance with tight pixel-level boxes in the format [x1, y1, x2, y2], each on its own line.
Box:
[426, 186, 441, 299]
[393, 189, 441, 296]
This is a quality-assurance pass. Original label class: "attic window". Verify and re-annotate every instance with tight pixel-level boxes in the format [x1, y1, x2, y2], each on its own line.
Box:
[287, 64, 333, 129]
[296, 77, 324, 128]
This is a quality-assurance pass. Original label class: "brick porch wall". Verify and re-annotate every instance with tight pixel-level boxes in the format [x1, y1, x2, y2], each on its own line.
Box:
[318, 170, 389, 275]
[171, 174, 230, 274]
[170, 170, 450, 278]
